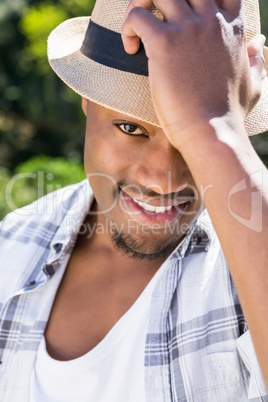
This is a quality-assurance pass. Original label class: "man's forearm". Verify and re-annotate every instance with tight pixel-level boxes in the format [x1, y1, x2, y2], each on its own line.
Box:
[175, 117, 268, 386]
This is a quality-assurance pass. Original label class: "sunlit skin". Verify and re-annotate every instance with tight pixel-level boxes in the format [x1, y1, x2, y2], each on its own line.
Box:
[82, 99, 204, 260]
[44, 99, 205, 361]
[44, 0, 268, 375]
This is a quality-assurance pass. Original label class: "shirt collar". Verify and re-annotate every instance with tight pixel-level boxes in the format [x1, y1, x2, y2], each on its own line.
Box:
[47, 180, 94, 264]
[168, 209, 214, 262]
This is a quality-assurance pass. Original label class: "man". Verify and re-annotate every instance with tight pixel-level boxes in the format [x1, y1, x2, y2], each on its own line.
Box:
[0, 0, 268, 400]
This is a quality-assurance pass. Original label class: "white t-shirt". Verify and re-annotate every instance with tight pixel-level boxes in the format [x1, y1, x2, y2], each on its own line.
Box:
[30, 260, 165, 402]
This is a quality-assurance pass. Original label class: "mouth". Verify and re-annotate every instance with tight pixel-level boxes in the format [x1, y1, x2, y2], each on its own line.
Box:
[131, 197, 183, 213]
[121, 190, 190, 227]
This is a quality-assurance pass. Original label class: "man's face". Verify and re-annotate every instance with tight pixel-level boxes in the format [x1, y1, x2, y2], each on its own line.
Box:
[83, 99, 204, 260]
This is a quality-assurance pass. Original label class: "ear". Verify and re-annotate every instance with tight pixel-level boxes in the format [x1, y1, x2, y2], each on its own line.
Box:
[81, 97, 88, 116]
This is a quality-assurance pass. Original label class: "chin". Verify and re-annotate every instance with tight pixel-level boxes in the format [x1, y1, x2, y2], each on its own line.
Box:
[111, 230, 180, 261]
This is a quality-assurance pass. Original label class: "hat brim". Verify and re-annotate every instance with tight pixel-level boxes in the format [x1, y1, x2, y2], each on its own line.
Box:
[48, 16, 268, 136]
[48, 17, 157, 126]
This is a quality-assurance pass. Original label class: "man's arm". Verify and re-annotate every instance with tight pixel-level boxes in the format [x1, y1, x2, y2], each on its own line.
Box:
[122, 0, 268, 387]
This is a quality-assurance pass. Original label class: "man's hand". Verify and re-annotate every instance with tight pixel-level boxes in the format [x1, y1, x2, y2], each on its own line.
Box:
[123, 0, 268, 390]
[122, 0, 265, 147]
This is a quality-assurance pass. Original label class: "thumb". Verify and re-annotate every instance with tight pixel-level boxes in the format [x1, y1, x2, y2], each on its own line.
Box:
[247, 34, 266, 107]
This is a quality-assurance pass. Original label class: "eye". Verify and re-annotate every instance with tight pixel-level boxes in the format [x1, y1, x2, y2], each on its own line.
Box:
[121, 124, 143, 135]
[114, 122, 148, 137]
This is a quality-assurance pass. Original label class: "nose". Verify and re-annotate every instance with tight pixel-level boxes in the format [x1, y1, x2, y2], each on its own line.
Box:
[136, 139, 190, 195]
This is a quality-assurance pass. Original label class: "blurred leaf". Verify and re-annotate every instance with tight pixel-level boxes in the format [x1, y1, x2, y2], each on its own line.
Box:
[0, 167, 12, 220]
[59, 0, 95, 17]
[0, 0, 27, 22]
[260, 0, 268, 36]
[0, 155, 86, 220]
[19, 4, 68, 73]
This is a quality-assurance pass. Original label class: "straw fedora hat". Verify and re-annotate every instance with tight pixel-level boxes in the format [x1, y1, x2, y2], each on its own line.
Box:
[48, 0, 268, 136]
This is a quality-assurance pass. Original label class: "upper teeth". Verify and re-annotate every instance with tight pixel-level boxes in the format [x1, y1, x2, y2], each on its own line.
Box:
[132, 198, 173, 213]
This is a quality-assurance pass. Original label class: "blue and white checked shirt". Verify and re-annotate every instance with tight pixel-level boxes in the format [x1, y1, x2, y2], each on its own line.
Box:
[0, 179, 267, 401]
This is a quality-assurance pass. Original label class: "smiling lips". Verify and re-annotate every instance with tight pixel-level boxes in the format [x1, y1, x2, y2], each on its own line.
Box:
[121, 190, 190, 227]
[123, 191, 189, 214]
[132, 197, 177, 213]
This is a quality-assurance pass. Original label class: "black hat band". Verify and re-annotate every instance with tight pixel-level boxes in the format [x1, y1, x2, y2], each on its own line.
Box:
[81, 20, 149, 76]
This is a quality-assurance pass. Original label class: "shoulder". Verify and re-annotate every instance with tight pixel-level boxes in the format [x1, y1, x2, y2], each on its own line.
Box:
[0, 180, 91, 294]
[0, 180, 89, 241]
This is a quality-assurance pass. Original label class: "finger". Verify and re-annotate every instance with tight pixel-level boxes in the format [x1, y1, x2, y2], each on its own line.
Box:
[219, 0, 242, 15]
[122, 6, 163, 54]
[186, 0, 218, 15]
[124, 0, 191, 23]
[124, 0, 154, 17]
[248, 35, 266, 107]
[248, 35, 266, 75]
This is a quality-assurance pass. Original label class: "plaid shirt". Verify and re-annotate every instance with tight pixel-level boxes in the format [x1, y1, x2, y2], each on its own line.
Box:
[0, 179, 266, 401]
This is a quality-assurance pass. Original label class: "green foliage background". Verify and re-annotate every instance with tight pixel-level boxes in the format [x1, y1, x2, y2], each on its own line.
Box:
[0, 0, 95, 219]
[0, 0, 268, 220]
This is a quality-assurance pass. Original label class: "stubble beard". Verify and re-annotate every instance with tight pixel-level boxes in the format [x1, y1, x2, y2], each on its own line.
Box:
[107, 180, 193, 260]
[111, 228, 181, 261]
